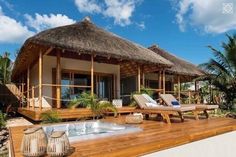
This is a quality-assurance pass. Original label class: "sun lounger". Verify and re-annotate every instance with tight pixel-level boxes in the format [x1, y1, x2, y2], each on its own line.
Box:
[160, 94, 219, 118]
[133, 94, 198, 124]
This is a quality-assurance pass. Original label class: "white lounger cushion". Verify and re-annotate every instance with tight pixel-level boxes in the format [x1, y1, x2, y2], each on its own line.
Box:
[142, 94, 158, 104]
[133, 95, 196, 111]
[146, 102, 158, 107]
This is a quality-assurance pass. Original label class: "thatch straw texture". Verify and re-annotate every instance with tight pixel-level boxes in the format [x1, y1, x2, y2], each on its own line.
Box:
[12, 18, 173, 80]
[149, 45, 204, 76]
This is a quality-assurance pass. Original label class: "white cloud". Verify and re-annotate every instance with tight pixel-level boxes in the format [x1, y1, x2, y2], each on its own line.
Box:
[74, 0, 141, 26]
[75, 0, 101, 13]
[25, 13, 76, 32]
[0, 5, 76, 43]
[136, 21, 145, 30]
[103, 0, 139, 26]
[0, 7, 34, 43]
[174, 0, 236, 33]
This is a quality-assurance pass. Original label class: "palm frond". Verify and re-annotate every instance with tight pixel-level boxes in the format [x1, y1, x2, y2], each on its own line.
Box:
[207, 46, 234, 75]
[223, 34, 236, 74]
[209, 59, 233, 77]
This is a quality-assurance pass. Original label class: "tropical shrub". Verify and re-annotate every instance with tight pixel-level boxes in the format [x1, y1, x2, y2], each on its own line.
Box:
[67, 92, 95, 109]
[67, 98, 80, 109]
[199, 34, 236, 110]
[0, 52, 12, 84]
[76, 92, 117, 119]
[41, 111, 61, 124]
[0, 110, 6, 128]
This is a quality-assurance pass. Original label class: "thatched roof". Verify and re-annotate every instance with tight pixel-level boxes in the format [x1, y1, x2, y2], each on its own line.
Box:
[12, 18, 173, 80]
[149, 45, 205, 76]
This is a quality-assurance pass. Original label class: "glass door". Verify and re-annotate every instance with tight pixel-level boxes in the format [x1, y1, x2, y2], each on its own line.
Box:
[61, 72, 71, 107]
[58, 70, 114, 106]
[73, 73, 91, 96]
[96, 75, 113, 101]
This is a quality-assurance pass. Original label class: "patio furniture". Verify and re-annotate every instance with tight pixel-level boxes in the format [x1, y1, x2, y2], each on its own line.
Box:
[47, 131, 70, 157]
[133, 94, 198, 124]
[160, 94, 219, 118]
[29, 97, 52, 109]
[21, 126, 47, 157]
[125, 113, 143, 124]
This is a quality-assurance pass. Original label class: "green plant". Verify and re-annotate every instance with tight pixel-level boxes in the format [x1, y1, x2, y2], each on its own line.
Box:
[0, 110, 7, 128]
[67, 98, 80, 109]
[92, 101, 117, 118]
[67, 92, 97, 109]
[0, 52, 12, 84]
[76, 92, 117, 119]
[41, 111, 61, 124]
[198, 34, 236, 110]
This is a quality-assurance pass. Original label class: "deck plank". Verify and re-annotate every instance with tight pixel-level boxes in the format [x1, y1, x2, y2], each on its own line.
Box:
[9, 117, 236, 157]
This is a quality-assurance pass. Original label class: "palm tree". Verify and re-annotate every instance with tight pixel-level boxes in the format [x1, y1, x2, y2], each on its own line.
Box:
[199, 34, 236, 110]
[0, 52, 12, 84]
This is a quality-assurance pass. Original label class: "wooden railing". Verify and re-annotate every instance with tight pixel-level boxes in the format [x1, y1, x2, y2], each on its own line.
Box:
[0, 84, 23, 106]
[145, 88, 200, 104]
[42, 84, 91, 88]
[5, 84, 22, 97]
[18, 83, 92, 110]
[165, 90, 200, 104]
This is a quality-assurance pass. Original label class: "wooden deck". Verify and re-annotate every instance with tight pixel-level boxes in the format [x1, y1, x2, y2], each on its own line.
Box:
[9, 117, 236, 157]
[17, 107, 135, 121]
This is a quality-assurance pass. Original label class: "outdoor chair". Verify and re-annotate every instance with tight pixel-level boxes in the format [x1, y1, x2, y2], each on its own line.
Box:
[133, 94, 198, 124]
[160, 94, 219, 118]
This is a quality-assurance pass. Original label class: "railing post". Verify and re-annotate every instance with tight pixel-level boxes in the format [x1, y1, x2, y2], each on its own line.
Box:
[142, 65, 145, 87]
[159, 71, 162, 93]
[56, 51, 61, 108]
[21, 83, 24, 108]
[188, 91, 191, 104]
[32, 86, 35, 110]
[178, 75, 181, 101]
[39, 50, 43, 111]
[19, 85, 22, 108]
[163, 70, 166, 94]
[27, 66, 30, 109]
[137, 65, 141, 93]
[91, 55, 94, 96]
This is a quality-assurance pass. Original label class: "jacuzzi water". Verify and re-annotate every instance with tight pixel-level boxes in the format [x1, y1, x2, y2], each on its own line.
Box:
[43, 120, 142, 142]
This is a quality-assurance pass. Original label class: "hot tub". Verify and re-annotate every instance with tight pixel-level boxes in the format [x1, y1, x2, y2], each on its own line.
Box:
[43, 120, 142, 142]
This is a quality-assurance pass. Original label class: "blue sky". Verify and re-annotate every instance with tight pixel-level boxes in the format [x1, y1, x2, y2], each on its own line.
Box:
[0, 0, 235, 65]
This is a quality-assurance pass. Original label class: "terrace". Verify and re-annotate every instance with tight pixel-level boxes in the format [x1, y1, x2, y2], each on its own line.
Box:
[9, 116, 236, 157]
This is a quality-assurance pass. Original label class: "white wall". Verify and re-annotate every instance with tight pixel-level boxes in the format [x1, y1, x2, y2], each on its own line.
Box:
[30, 55, 120, 107]
[143, 131, 236, 157]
